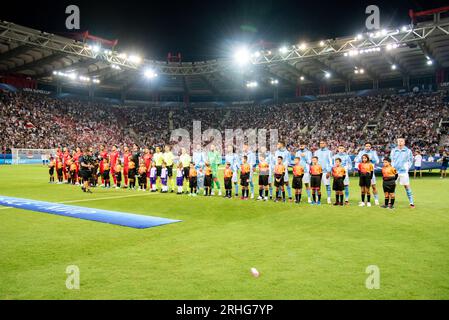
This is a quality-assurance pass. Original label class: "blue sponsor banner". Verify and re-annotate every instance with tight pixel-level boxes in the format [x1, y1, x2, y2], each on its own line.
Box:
[0, 196, 181, 229]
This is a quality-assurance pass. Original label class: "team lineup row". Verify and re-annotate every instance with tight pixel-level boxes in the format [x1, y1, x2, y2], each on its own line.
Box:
[47, 139, 416, 209]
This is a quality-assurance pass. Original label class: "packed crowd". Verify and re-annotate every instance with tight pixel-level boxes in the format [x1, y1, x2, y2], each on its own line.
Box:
[1, 90, 448, 157]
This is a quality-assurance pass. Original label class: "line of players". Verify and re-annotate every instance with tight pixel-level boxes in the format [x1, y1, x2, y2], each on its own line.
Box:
[47, 138, 415, 209]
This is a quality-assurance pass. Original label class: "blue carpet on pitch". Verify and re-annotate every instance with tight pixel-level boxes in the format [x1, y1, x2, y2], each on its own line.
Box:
[0, 195, 181, 229]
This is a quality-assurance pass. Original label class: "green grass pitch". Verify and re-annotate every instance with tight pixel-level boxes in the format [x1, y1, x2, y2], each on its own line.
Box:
[1, 165, 449, 300]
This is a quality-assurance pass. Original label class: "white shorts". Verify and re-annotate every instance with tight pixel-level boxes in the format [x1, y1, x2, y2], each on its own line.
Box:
[303, 172, 311, 184]
[396, 173, 410, 186]
[284, 170, 289, 182]
[322, 172, 331, 186]
[371, 173, 377, 186]
[344, 172, 350, 186]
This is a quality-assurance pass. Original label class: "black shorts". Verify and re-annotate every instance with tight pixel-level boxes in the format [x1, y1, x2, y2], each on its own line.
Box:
[359, 174, 371, 187]
[310, 175, 322, 189]
[57, 168, 63, 177]
[189, 177, 197, 188]
[224, 177, 232, 190]
[259, 175, 269, 186]
[49, 167, 54, 175]
[80, 170, 91, 180]
[204, 174, 213, 187]
[333, 177, 345, 191]
[167, 165, 173, 177]
[80, 170, 91, 182]
[383, 178, 396, 193]
[156, 166, 162, 177]
[183, 167, 190, 180]
[240, 173, 250, 187]
[138, 176, 147, 185]
[128, 169, 136, 179]
[292, 176, 303, 189]
[103, 170, 110, 179]
[274, 174, 284, 188]
[115, 172, 122, 182]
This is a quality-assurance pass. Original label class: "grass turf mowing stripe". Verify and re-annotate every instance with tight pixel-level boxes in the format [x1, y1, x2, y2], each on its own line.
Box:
[0, 195, 181, 229]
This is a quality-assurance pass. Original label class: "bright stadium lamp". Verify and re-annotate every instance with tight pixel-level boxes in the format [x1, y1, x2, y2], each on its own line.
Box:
[233, 47, 251, 66]
[324, 72, 331, 79]
[300, 76, 305, 81]
[427, 59, 433, 66]
[246, 81, 258, 88]
[92, 44, 101, 53]
[279, 46, 288, 54]
[118, 53, 128, 59]
[144, 68, 158, 79]
[391, 64, 397, 70]
[129, 55, 142, 64]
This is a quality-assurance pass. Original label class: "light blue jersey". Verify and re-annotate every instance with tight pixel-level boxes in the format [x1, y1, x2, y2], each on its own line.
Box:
[192, 151, 206, 168]
[275, 148, 291, 168]
[333, 152, 353, 172]
[390, 146, 413, 174]
[314, 148, 333, 173]
[295, 148, 312, 171]
[245, 151, 257, 168]
[225, 153, 239, 171]
[354, 149, 379, 166]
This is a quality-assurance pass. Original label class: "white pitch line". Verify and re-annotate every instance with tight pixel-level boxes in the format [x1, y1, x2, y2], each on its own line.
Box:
[0, 192, 158, 210]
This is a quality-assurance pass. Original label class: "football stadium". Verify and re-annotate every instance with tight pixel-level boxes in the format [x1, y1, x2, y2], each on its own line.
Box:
[1, 0, 449, 303]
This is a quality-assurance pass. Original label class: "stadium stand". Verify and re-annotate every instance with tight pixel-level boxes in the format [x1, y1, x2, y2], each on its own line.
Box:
[1, 90, 448, 157]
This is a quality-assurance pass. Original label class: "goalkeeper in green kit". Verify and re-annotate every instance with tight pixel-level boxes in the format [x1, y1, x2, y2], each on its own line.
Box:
[207, 144, 222, 196]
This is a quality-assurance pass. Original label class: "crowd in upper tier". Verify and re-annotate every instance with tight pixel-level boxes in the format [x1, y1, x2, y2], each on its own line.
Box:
[1, 90, 448, 157]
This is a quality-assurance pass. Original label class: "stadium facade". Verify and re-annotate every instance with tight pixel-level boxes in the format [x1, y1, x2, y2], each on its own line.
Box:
[1, 7, 449, 105]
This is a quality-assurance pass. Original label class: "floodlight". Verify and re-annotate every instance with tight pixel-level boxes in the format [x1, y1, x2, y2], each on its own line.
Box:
[144, 68, 158, 79]
[233, 47, 251, 65]
[92, 45, 101, 53]
[279, 46, 288, 54]
[129, 55, 142, 64]
[246, 81, 258, 88]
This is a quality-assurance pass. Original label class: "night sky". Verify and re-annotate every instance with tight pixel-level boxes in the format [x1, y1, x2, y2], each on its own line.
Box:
[1, 0, 448, 61]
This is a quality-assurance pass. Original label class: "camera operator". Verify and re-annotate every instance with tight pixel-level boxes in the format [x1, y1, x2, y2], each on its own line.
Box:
[90, 147, 101, 187]
[79, 148, 95, 193]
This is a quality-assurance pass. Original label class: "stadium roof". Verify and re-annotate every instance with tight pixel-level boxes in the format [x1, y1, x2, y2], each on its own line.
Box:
[1, 9, 449, 98]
